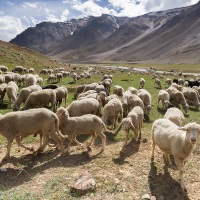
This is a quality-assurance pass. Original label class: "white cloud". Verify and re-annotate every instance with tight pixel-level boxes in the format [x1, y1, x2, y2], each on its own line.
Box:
[6, 1, 15, 6]
[62, 0, 81, 4]
[0, 11, 4, 15]
[60, 9, 70, 21]
[21, 2, 38, 8]
[0, 15, 26, 42]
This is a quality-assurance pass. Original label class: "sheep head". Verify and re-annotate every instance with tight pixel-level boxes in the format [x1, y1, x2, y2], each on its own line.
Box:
[121, 118, 135, 131]
[56, 107, 69, 120]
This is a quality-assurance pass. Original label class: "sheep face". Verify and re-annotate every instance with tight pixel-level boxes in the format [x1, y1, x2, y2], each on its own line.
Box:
[121, 118, 135, 131]
[182, 104, 189, 113]
[178, 123, 200, 144]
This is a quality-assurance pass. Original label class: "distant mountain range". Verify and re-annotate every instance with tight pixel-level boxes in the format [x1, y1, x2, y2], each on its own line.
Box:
[10, 1, 200, 64]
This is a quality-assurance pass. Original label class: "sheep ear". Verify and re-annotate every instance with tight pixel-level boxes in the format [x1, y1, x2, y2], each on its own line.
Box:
[177, 127, 187, 131]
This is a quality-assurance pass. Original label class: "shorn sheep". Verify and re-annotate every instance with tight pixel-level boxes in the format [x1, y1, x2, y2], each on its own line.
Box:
[56, 107, 113, 153]
[0, 108, 66, 160]
[115, 106, 144, 145]
[151, 118, 200, 191]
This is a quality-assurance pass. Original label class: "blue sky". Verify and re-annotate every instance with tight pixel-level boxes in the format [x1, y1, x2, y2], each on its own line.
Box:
[0, 0, 199, 42]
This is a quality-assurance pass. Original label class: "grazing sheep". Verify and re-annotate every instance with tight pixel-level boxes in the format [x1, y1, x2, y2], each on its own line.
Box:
[24, 74, 37, 86]
[6, 81, 18, 107]
[22, 89, 56, 112]
[165, 78, 172, 88]
[0, 108, 66, 160]
[127, 87, 138, 95]
[113, 85, 124, 97]
[82, 83, 99, 93]
[164, 107, 185, 126]
[74, 84, 86, 99]
[137, 89, 152, 116]
[186, 88, 200, 109]
[101, 98, 123, 129]
[139, 78, 145, 89]
[154, 78, 162, 89]
[54, 86, 68, 107]
[56, 107, 113, 152]
[121, 90, 132, 116]
[151, 119, 200, 191]
[157, 90, 171, 110]
[67, 98, 100, 117]
[0, 83, 7, 104]
[115, 106, 144, 145]
[13, 85, 42, 111]
[127, 94, 144, 113]
[77, 90, 97, 99]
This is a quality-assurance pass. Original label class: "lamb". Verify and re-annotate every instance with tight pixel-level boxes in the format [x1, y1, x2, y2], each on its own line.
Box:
[139, 78, 145, 88]
[137, 89, 152, 116]
[115, 106, 144, 145]
[151, 119, 200, 191]
[54, 86, 68, 107]
[101, 98, 123, 129]
[0, 108, 66, 160]
[157, 90, 171, 110]
[113, 85, 124, 97]
[6, 81, 18, 107]
[13, 85, 42, 111]
[22, 89, 56, 112]
[56, 107, 113, 153]
[66, 98, 100, 117]
[164, 107, 185, 126]
[154, 78, 162, 89]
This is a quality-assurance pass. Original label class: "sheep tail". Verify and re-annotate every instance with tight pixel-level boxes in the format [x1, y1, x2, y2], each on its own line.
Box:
[113, 122, 123, 135]
[102, 122, 114, 134]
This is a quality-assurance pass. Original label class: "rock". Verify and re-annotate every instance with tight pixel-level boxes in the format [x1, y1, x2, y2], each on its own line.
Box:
[142, 193, 151, 199]
[71, 171, 96, 194]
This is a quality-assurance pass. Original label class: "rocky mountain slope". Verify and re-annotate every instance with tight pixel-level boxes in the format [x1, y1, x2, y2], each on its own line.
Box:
[10, 1, 200, 64]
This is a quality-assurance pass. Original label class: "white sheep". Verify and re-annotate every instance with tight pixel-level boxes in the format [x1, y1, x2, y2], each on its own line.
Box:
[165, 78, 172, 88]
[115, 106, 144, 145]
[127, 87, 138, 95]
[54, 86, 68, 107]
[127, 94, 144, 113]
[22, 89, 56, 112]
[164, 107, 185, 126]
[66, 98, 100, 117]
[101, 98, 123, 129]
[154, 78, 162, 89]
[24, 74, 37, 86]
[157, 90, 172, 110]
[137, 89, 152, 116]
[56, 107, 113, 152]
[6, 81, 18, 107]
[74, 84, 86, 99]
[151, 119, 200, 191]
[0, 108, 66, 160]
[0, 83, 7, 104]
[139, 78, 145, 88]
[13, 85, 42, 111]
[113, 85, 124, 97]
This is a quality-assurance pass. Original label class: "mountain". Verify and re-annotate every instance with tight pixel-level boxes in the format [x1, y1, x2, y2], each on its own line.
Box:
[10, 1, 200, 64]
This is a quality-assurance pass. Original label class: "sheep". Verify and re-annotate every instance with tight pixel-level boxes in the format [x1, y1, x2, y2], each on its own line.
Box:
[99, 92, 118, 107]
[113, 85, 124, 97]
[164, 107, 185, 127]
[157, 90, 172, 110]
[0, 65, 8, 73]
[154, 78, 162, 89]
[121, 90, 132, 116]
[139, 78, 145, 88]
[82, 83, 99, 93]
[151, 119, 200, 191]
[165, 78, 172, 87]
[74, 84, 86, 99]
[127, 87, 138, 95]
[186, 89, 200, 109]
[77, 90, 97, 99]
[115, 106, 144, 145]
[0, 83, 7, 104]
[127, 94, 144, 112]
[4, 73, 14, 83]
[0, 108, 66, 160]
[56, 107, 113, 152]
[13, 85, 42, 111]
[0, 75, 5, 84]
[6, 81, 18, 107]
[137, 89, 152, 116]
[66, 98, 100, 117]
[22, 89, 56, 112]
[167, 87, 189, 113]
[101, 98, 123, 129]
[54, 86, 68, 108]
[24, 74, 37, 86]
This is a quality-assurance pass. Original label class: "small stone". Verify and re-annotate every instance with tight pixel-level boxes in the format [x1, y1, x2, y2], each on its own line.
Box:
[142, 193, 151, 199]
[71, 171, 96, 195]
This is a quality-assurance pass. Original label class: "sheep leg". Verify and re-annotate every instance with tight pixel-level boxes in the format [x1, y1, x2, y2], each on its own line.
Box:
[99, 132, 106, 150]
[163, 152, 171, 166]
[3, 138, 14, 160]
[15, 136, 33, 151]
[174, 157, 186, 191]
[37, 134, 49, 153]
[49, 133, 65, 155]
[134, 127, 139, 141]
[73, 135, 84, 148]
[125, 130, 129, 145]
[87, 133, 96, 148]
[151, 140, 156, 161]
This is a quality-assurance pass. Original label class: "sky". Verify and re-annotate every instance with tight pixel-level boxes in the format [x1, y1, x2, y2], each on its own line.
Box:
[0, 0, 199, 42]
